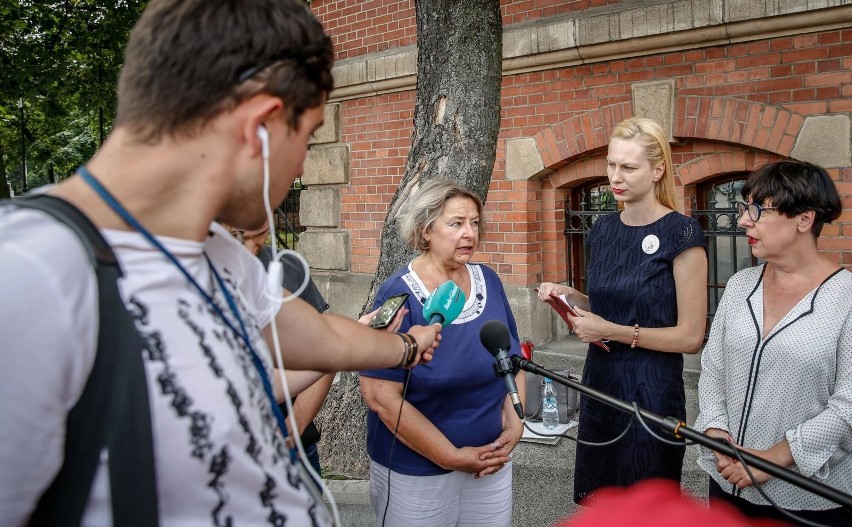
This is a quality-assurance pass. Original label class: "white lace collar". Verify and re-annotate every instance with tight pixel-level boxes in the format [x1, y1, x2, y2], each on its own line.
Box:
[402, 263, 487, 324]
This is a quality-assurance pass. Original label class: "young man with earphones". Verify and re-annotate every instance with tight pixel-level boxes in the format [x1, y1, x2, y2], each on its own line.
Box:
[0, 1, 441, 526]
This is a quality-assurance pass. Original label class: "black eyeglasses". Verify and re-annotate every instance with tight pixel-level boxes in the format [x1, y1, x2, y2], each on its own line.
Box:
[735, 201, 779, 222]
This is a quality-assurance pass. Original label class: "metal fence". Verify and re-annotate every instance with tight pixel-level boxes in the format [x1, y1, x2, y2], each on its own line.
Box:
[564, 185, 615, 294]
[273, 181, 304, 249]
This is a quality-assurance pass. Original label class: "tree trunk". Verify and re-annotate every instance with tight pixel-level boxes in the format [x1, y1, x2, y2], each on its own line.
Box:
[317, 0, 502, 481]
[0, 145, 10, 199]
[362, 0, 503, 313]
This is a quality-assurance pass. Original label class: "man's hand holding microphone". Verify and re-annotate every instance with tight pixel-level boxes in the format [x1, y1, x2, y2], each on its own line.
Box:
[359, 280, 465, 368]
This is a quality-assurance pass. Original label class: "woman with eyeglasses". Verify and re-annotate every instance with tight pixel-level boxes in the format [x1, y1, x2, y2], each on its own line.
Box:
[695, 161, 852, 525]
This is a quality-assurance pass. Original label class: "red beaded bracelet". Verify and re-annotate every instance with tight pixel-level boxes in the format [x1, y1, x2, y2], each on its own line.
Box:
[630, 324, 640, 348]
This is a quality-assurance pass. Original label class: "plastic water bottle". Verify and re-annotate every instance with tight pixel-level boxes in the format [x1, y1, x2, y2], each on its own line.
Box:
[541, 377, 559, 430]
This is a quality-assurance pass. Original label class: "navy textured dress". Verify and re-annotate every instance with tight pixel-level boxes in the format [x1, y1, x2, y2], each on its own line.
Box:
[573, 211, 705, 503]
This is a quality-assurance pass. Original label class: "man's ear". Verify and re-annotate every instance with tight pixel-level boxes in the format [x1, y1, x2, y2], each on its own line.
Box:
[240, 94, 284, 157]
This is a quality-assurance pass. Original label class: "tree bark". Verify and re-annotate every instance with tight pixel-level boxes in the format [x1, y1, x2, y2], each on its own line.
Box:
[361, 0, 502, 313]
[0, 145, 9, 199]
[316, 0, 502, 480]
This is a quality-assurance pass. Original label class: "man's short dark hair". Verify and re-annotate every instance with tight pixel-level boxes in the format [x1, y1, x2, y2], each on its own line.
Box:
[115, 0, 334, 143]
[742, 161, 842, 237]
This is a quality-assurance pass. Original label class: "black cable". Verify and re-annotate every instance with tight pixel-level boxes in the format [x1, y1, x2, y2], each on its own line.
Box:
[521, 413, 636, 447]
[513, 356, 852, 510]
[379, 369, 412, 527]
[631, 402, 695, 446]
[727, 443, 831, 527]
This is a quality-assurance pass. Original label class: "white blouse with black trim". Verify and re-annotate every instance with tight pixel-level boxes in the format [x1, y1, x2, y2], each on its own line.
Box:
[695, 264, 852, 511]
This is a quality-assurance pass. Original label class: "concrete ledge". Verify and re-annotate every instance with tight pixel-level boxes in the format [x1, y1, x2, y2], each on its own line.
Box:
[632, 79, 676, 142]
[303, 146, 350, 186]
[310, 270, 373, 319]
[298, 231, 350, 271]
[330, 1, 852, 101]
[300, 187, 340, 228]
[309, 104, 341, 146]
[791, 115, 852, 168]
[505, 137, 546, 181]
[324, 479, 375, 526]
[324, 479, 371, 504]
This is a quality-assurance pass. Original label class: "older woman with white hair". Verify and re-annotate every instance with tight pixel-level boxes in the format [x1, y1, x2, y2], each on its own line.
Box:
[360, 179, 524, 527]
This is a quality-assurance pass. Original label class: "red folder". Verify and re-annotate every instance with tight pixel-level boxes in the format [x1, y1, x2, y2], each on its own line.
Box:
[542, 291, 610, 351]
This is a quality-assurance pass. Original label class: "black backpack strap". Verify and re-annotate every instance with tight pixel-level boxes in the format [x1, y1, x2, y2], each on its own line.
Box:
[10, 195, 159, 527]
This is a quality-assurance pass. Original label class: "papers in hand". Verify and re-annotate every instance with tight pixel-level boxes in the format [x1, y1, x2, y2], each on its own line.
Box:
[546, 292, 610, 351]
[521, 420, 577, 445]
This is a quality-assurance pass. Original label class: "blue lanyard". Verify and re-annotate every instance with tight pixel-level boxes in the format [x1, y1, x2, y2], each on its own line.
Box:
[77, 166, 295, 456]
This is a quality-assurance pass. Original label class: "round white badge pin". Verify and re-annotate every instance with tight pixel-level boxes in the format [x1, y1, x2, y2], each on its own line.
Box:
[642, 234, 660, 255]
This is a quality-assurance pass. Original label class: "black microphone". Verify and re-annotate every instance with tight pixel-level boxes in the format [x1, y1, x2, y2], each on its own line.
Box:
[479, 320, 524, 420]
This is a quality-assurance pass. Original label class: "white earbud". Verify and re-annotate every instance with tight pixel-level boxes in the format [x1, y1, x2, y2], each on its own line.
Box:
[257, 125, 270, 159]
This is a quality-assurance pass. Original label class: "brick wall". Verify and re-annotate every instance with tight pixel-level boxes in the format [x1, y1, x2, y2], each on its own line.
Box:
[310, 0, 852, 284]
[312, 0, 623, 60]
[311, 0, 416, 60]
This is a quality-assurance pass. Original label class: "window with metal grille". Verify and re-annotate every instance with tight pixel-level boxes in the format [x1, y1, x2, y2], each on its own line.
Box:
[564, 180, 616, 294]
[273, 179, 305, 249]
[692, 174, 756, 326]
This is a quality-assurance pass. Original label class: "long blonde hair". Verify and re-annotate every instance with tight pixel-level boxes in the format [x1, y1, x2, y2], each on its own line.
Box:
[610, 117, 677, 210]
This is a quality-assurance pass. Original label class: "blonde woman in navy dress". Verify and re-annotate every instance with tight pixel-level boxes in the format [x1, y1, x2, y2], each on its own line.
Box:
[537, 117, 708, 503]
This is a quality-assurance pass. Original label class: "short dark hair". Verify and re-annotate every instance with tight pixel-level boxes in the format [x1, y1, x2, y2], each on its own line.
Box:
[742, 161, 842, 237]
[115, 0, 334, 143]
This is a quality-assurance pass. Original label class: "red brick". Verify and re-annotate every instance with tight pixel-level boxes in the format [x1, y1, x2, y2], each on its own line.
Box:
[817, 31, 842, 46]
[696, 59, 737, 74]
[792, 62, 817, 75]
[719, 99, 738, 141]
[830, 99, 852, 113]
[828, 43, 852, 59]
[736, 54, 781, 69]
[816, 86, 841, 100]
[805, 71, 852, 87]
[769, 64, 793, 77]
[726, 70, 749, 83]
[817, 59, 842, 72]
[782, 47, 830, 64]
[656, 64, 694, 77]
[817, 237, 852, 252]
[755, 77, 803, 92]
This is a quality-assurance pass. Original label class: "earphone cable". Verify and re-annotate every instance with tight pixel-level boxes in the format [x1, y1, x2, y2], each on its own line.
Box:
[258, 142, 342, 526]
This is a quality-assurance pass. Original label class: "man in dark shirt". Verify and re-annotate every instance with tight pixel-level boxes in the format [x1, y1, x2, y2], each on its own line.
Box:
[232, 222, 332, 476]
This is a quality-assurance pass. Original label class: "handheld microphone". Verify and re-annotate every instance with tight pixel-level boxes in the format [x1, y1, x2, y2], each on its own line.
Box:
[480, 320, 524, 420]
[422, 280, 465, 327]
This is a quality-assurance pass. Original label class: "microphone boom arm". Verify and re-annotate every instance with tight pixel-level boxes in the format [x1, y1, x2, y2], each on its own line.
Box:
[512, 356, 852, 509]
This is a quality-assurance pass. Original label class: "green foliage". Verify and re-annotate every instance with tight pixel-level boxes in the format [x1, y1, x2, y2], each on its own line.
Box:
[0, 0, 147, 193]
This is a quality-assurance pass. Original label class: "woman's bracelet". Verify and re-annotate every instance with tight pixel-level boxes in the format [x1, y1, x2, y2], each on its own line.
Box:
[630, 324, 640, 348]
